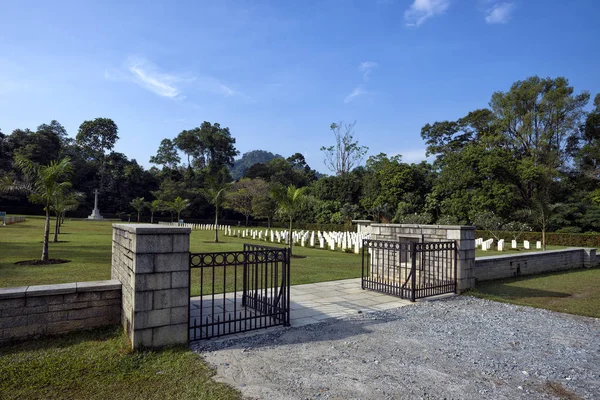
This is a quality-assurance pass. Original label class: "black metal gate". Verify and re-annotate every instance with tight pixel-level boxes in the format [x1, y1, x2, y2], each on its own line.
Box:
[362, 239, 457, 301]
[189, 244, 290, 341]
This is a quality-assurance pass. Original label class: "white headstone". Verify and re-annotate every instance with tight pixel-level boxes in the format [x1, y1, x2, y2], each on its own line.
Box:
[524, 240, 530, 249]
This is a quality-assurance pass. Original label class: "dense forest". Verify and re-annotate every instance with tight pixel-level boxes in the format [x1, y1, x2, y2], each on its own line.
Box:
[1, 76, 600, 236]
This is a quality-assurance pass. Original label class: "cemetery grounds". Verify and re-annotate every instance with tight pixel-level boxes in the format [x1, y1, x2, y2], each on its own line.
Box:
[1, 216, 599, 399]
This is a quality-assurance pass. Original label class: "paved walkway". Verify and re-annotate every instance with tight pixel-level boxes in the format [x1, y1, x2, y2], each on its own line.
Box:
[190, 278, 414, 341]
[289, 278, 412, 327]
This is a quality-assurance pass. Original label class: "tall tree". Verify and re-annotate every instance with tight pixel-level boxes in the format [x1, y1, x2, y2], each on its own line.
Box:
[150, 139, 181, 169]
[321, 121, 368, 176]
[1, 155, 72, 261]
[226, 178, 258, 226]
[147, 199, 162, 223]
[76, 118, 119, 192]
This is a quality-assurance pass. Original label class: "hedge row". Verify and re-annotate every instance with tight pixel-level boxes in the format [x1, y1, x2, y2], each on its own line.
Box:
[475, 230, 600, 247]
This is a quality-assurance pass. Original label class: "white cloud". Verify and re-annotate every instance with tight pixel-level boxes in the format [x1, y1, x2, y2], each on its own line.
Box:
[358, 61, 378, 79]
[105, 56, 244, 100]
[404, 0, 450, 27]
[344, 86, 367, 103]
[485, 2, 514, 24]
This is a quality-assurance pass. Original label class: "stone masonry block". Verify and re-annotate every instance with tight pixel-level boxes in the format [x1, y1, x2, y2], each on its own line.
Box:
[136, 273, 172, 291]
[2, 305, 47, 317]
[0, 298, 27, 310]
[134, 309, 171, 329]
[171, 271, 189, 289]
[135, 235, 173, 254]
[0, 315, 28, 329]
[25, 295, 64, 307]
[3, 324, 46, 340]
[170, 306, 188, 325]
[101, 290, 122, 300]
[28, 310, 68, 325]
[152, 288, 188, 310]
[154, 253, 188, 273]
[0, 286, 28, 299]
[152, 323, 187, 347]
[64, 291, 102, 303]
[172, 234, 190, 253]
[133, 328, 153, 348]
[68, 306, 112, 320]
[446, 230, 461, 240]
[134, 291, 154, 312]
[48, 302, 90, 312]
[134, 254, 154, 274]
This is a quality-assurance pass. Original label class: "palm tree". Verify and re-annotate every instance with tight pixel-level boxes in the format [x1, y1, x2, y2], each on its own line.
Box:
[270, 184, 308, 255]
[147, 199, 162, 223]
[130, 197, 146, 222]
[203, 182, 231, 243]
[1, 155, 72, 261]
[170, 196, 190, 222]
[50, 190, 83, 242]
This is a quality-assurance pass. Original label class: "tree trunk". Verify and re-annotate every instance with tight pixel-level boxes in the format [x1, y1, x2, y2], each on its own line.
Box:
[215, 206, 219, 243]
[267, 217, 271, 229]
[42, 207, 50, 261]
[245, 214, 249, 226]
[137, 211, 140, 223]
[542, 228, 546, 251]
[53, 215, 59, 243]
[151, 212, 154, 224]
[288, 217, 293, 256]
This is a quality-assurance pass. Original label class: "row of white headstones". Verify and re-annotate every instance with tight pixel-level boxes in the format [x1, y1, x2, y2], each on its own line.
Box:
[158, 222, 371, 254]
[476, 238, 542, 251]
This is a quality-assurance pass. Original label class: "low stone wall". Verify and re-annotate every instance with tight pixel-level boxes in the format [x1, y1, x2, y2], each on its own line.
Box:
[0, 280, 121, 343]
[474, 248, 596, 282]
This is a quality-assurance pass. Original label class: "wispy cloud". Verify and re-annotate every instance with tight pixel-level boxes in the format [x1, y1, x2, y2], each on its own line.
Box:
[404, 0, 450, 27]
[391, 148, 433, 164]
[105, 56, 244, 100]
[485, 2, 514, 24]
[358, 61, 378, 80]
[344, 86, 367, 104]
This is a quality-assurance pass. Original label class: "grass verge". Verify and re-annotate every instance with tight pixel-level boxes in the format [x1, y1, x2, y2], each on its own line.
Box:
[466, 267, 600, 318]
[0, 325, 239, 400]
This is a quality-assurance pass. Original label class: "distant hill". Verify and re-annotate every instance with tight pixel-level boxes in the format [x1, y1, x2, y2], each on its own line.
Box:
[230, 150, 283, 180]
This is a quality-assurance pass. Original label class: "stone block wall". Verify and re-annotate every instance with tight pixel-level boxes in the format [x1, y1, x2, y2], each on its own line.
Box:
[111, 224, 191, 349]
[474, 248, 596, 282]
[0, 280, 121, 343]
[356, 222, 476, 291]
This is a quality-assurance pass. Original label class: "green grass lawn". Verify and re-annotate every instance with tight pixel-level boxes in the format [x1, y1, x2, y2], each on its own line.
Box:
[467, 267, 600, 318]
[0, 325, 239, 400]
[0, 217, 361, 290]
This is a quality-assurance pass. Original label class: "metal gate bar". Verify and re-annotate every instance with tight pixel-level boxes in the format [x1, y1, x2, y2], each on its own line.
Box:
[189, 244, 290, 341]
[362, 239, 457, 301]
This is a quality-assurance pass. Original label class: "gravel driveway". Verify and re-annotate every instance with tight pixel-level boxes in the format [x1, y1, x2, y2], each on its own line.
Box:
[193, 296, 600, 399]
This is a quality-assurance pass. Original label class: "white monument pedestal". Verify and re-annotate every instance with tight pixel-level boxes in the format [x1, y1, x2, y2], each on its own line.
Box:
[88, 189, 104, 220]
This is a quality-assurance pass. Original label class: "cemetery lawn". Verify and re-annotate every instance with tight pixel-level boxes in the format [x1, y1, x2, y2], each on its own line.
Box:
[0, 217, 362, 290]
[467, 267, 600, 318]
[0, 325, 239, 400]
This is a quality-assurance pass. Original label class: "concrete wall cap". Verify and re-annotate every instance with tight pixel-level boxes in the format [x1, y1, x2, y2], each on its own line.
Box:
[112, 224, 192, 235]
[475, 248, 590, 261]
[369, 223, 475, 230]
[76, 280, 122, 292]
[26, 283, 77, 297]
[0, 286, 29, 299]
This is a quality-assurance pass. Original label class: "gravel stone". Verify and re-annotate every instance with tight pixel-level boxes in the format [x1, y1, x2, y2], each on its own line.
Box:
[192, 296, 600, 399]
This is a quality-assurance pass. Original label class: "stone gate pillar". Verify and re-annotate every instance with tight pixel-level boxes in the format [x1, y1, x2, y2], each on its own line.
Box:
[111, 224, 191, 349]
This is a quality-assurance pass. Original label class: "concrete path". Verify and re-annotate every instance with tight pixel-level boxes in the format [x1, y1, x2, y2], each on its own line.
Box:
[288, 278, 412, 327]
[190, 278, 413, 341]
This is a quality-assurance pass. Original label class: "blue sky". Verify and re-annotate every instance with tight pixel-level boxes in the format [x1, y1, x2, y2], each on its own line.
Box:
[2, 0, 599, 173]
